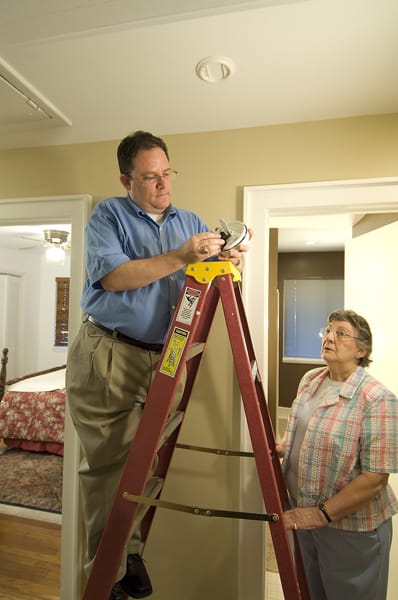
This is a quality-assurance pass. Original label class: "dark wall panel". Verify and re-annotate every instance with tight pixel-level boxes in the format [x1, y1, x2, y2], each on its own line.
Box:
[278, 251, 344, 408]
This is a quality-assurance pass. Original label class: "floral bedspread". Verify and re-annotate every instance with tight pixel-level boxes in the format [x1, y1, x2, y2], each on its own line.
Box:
[0, 388, 65, 443]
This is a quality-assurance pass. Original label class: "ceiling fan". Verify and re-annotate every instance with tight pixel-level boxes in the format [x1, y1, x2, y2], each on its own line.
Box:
[18, 229, 71, 262]
[18, 229, 71, 249]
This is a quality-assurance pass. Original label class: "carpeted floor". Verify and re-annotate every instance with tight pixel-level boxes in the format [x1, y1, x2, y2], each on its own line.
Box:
[0, 448, 63, 513]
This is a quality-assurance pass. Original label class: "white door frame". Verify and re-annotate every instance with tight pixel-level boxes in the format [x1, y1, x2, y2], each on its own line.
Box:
[0, 194, 91, 600]
[240, 176, 398, 600]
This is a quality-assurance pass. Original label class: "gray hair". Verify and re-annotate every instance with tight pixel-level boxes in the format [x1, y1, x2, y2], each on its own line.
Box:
[327, 309, 373, 367]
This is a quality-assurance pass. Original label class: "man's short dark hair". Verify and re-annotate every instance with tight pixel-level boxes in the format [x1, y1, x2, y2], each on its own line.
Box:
[117, 131, 169, 175]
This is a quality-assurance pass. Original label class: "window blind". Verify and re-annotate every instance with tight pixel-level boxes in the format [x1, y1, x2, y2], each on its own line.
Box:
[55, 277, 70, 347]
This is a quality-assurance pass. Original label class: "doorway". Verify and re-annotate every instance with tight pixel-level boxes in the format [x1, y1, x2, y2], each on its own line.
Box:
[239, 176, 398, 600]
[0, 193, 90, 600]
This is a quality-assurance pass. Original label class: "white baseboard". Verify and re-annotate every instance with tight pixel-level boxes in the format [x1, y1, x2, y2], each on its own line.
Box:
[0, 502, 62, 524]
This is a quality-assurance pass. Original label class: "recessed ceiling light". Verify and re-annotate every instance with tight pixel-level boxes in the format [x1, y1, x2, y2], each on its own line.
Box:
[195, 56, 235, 83]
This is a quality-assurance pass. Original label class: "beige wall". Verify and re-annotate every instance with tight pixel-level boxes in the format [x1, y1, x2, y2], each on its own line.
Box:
[1, 113, 397, 600]
[1, 113, 397, 209]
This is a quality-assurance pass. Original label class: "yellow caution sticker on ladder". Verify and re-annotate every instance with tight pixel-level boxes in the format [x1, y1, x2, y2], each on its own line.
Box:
[160, 327, 189, 377]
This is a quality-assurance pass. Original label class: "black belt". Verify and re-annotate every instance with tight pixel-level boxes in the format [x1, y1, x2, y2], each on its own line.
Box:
[85, 315, 163, 353]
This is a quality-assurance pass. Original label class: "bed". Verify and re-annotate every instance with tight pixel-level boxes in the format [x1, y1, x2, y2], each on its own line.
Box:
[0, 348, 66, 456]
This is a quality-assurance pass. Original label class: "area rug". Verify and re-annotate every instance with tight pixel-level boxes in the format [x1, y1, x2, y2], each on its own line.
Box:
[0, 448, 63, 513]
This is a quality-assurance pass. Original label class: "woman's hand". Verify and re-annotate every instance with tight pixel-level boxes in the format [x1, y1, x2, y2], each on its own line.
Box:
[274, 432, 286, 459]
[283, 507, 328, 531]
[283, 470, 390, 532]
[274, 441, 285, 459]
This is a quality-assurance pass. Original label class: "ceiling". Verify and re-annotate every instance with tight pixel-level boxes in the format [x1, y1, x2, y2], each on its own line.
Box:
[0, 0, 396, 252]
[275, 213, 355, 252]
[0, 0, 397, 152]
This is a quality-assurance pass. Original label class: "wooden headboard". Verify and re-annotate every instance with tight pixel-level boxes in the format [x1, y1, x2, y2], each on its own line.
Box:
[0, 347, 8, 401]
[0, 347, 66, 401]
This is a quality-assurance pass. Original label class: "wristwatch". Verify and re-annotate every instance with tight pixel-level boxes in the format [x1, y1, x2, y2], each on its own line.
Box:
[318, 502, 332, 523]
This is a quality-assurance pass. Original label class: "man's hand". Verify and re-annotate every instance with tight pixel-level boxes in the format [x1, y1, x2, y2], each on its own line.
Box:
[218, 227, 253, 271]
[101, 229, 252, 291]
[176, 231, 226, 263]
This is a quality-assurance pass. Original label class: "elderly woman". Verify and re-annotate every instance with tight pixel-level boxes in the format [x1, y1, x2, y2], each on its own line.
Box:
[278, 309, 398, 600]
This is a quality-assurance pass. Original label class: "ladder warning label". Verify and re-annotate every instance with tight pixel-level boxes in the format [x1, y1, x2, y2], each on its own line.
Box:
[160, 327, 189, 377]
[176, 287, 201, 325]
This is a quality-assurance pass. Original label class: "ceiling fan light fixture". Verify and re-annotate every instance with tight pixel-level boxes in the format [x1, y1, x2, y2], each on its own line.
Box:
[44, 229, 69, 246]
[46, 245, 65, 264]
[195, 56, 235, 83]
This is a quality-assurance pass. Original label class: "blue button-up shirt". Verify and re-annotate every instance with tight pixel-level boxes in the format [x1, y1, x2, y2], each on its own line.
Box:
[81, 195, 209, 343]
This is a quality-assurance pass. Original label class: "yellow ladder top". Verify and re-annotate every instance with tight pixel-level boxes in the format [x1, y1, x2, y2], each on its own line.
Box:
[185, 261, 241, 284]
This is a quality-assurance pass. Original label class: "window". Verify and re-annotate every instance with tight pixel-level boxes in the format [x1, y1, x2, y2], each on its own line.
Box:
[55, 277, 70, 347]
[283, 278, 344, 362]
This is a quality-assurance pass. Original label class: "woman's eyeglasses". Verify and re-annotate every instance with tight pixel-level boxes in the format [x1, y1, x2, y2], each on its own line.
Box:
[319, 326, 361, 342]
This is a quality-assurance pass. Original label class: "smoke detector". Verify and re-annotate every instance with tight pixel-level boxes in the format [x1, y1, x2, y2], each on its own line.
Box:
[195, 56, 235, 83]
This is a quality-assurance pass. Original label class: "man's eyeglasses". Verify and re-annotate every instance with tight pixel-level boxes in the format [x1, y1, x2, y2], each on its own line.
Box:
[131, 168, 178, 185]
[319, 326, 361, 342]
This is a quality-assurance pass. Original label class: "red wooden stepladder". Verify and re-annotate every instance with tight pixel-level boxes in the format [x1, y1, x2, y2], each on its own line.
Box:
[82, 262, 309, 600]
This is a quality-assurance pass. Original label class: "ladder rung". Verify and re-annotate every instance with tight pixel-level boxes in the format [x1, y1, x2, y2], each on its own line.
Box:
[176, 442, 254, 458]
[157, 411, 184, 451]
[131, 477, 164, 522]
[122, 492, 279, 522]
[186, 342, 205, 360]
[250, 360, 258, 380]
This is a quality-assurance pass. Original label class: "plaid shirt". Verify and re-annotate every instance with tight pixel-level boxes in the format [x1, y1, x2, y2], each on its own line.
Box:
[282, 366, 398, 531]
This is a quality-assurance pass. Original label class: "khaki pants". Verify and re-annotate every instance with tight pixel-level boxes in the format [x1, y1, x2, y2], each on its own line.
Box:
[66, 320, 185, 582]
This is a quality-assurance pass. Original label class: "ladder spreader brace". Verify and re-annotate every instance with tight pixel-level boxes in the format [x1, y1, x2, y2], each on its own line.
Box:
[82, 262, 310, 600]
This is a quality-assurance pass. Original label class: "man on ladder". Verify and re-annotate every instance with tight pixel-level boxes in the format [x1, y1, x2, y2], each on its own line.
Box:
[66, 130, 251, 600]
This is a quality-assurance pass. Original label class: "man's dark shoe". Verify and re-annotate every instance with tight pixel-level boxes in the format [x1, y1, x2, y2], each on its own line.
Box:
[120, 553, 153, 598]
[110, 581, 127, 600]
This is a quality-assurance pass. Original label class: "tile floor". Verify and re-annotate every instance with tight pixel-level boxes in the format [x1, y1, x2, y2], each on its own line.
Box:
[266, 571, 284, 600]
[265, 522, 284, 599]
